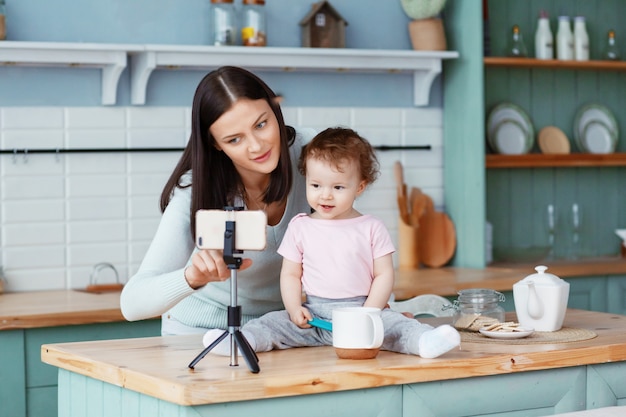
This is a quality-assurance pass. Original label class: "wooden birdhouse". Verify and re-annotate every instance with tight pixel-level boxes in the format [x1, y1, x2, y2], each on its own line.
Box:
[299, 1, 348, 48]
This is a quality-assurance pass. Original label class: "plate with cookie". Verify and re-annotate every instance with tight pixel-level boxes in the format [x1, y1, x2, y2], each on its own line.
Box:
[479, 322, 534, 339]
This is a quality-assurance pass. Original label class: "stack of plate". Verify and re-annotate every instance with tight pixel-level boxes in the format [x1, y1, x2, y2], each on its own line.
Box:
[573, 104, 619, 154]
[487, 103, 534, 155]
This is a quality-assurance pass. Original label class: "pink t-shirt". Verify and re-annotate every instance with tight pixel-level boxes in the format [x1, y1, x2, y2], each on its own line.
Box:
[277, 213, 395, 299]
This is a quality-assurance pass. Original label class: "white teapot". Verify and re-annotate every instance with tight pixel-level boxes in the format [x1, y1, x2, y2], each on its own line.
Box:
[513, 265, 570, 331]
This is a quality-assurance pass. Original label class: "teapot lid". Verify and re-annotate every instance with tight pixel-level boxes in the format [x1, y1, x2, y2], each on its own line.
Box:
[519, 265, 565, 285]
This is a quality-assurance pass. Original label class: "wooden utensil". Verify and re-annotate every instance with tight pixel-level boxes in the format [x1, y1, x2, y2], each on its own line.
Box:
[393, 161, 409, 224]
[418, 194, 456, 268]
[538, 126, 570, 154]
[409, 187, 426, 226]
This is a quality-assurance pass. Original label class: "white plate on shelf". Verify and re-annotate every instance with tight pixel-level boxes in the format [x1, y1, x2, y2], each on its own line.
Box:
[573, 104, 619, 152]
[581, 120, 617, 154]
[493, 119, 529, 154]
[487, 103, 534, 154]
[479, 326, 534, 339]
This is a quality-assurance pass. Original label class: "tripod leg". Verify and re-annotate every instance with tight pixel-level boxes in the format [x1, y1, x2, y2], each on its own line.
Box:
[233, 330, 260, 374]
[188, 330, 229, 369]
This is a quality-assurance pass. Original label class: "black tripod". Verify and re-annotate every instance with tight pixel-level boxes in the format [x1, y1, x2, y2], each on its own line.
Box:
[188, 209, 260, 373]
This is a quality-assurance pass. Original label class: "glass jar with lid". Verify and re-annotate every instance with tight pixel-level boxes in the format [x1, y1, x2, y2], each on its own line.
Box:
[241, 0, 266, 46]
[450, 288, 505, 330]
[210, 0, 236, 46]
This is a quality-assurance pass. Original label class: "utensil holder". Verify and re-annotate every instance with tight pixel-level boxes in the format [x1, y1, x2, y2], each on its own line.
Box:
[398, 217, 420, 269]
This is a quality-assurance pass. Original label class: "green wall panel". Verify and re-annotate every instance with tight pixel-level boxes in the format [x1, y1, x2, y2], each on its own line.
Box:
[443, 0, 486, 267]
[485, 0, 626, 263]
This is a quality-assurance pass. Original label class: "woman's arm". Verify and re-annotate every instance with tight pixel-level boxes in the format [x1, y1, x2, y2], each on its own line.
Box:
[120, 186, 197, 321]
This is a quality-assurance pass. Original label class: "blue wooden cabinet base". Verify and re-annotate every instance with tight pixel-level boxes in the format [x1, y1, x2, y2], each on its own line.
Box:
[55, 363, 626, 417]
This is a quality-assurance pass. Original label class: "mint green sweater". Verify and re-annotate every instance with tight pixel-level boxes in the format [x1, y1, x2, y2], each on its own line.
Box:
[120, 129, 315, 330]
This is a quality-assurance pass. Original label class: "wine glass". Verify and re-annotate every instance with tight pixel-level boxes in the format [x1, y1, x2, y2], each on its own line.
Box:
[570, 203, 582, 259]
[546, 203, 556, 260]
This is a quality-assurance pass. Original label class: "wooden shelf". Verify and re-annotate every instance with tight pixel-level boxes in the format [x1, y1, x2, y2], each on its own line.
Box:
[486, 153, 626, 168]
[0, 41, 143, 105]
[484, 56, 626, 71]
[0, 41, 459, 105]
[129, 45, 459, 105]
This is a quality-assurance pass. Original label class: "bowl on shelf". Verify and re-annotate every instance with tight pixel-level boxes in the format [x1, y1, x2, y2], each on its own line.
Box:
[493, 246, 551, 263]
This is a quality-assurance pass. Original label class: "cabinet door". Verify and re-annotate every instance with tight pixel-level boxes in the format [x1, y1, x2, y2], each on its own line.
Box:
[25, 320, 160, 417]
[27, 320, 160, 388]
[607, 275, 626, 315]
[0, 330, 26, 417]
[404, 366, 587, 415]
[567, 276, 608, 312]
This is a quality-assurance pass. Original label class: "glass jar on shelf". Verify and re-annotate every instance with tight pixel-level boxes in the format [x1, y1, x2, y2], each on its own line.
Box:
[0, 0, 6, 41]
[449, 288, 506, 330]
[241, 0, 266, 46]
[210, 0, 237, 46]
[603, 29, 621, 61]
[507, 24, 528, 57]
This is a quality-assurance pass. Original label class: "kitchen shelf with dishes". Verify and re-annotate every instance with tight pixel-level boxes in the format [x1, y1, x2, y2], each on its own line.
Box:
[486, 152, 626, 168]
[484, 56, 626, 72]
[0, 41, 459, 106]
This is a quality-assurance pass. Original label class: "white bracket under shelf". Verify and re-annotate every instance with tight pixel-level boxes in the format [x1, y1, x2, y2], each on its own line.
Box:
[0, 41, 142, 105]
[129, 45, 459, 106]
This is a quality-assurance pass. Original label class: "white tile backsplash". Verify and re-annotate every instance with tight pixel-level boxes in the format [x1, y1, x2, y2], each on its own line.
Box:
[65, 107, 126, 129]
[0, 106, 445, 292]
[1, 107, 65, 129]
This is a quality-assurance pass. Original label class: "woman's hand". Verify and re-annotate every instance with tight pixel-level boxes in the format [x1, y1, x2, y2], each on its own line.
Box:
[184, 249, 253, 289]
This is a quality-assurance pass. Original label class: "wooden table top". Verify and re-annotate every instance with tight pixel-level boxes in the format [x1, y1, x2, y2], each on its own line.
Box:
[41, 309, 626, 406]
[0, 290, 125, 330]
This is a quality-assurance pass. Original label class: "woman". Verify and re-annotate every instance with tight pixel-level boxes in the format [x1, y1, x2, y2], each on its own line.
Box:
[120, 66, 315, 335]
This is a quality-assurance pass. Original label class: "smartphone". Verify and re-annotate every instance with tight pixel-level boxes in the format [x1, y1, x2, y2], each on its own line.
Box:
[195, 209, 267, 251]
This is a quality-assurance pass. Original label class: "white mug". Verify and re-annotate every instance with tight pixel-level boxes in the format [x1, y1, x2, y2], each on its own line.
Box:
[332, 307, 384, 356]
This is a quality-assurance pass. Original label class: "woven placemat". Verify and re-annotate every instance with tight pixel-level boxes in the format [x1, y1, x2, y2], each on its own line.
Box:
[460, 327, 597, 345]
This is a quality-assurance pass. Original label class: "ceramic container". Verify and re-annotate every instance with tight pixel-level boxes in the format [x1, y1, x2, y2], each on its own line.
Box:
[513, 265, 570, 331]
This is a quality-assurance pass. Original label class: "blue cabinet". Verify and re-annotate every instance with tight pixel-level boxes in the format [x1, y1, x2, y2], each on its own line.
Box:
[0, 320, 160, 417]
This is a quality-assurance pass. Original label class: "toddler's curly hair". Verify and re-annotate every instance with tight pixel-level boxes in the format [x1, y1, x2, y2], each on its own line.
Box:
[299, 127, 379, 185]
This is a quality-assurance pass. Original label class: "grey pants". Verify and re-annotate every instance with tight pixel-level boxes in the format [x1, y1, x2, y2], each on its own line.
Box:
[243, 295, 435, 354]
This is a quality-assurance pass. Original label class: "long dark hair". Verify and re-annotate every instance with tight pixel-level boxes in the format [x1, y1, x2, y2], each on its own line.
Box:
[159, 66, 296, 236]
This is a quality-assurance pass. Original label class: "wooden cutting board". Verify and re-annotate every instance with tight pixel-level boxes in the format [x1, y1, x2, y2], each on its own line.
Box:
[418, 194, 456, 268]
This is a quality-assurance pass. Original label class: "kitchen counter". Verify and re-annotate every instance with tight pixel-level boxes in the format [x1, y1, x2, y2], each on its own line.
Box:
[393, 256, 626, 300]
[0, 290, 125, 330]
[40, 309, 626, 417]
[3, 256, 626, 330]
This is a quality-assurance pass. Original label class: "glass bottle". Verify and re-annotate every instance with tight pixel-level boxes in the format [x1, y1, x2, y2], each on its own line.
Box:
[0, 0, 6, 41]
[556, 16, 574, 60]
[507, 24, 528, 57]
[241, 0, 266, 47]
[534, 10, 553, 60]
[573, 16, 589, 61]
[210, 0, 236, 46]
[603, 29, 621, 61]
[451, 289, 506, 330]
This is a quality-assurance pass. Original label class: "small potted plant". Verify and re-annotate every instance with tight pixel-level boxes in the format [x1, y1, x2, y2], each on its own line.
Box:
[400, 0, 447, 50]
